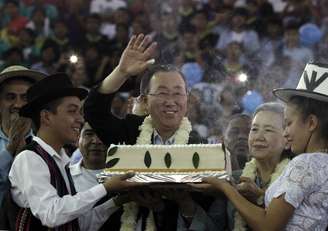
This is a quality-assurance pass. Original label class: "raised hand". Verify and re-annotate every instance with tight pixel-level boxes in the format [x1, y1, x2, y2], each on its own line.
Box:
[117, 34, 157, 77]
[6, 116, 32, 156]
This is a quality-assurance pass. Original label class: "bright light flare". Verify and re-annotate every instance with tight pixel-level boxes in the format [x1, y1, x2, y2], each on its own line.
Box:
[69, 55, 78, 64]
[237, 73, 248, 82]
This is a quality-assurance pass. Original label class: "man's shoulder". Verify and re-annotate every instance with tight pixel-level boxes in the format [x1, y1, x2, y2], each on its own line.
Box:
[125, 114, 146, 123]
[11, 149, 42, 170]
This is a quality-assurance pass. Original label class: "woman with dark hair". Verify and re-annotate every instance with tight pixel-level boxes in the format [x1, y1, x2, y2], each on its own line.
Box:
[195, 62, 328, 230]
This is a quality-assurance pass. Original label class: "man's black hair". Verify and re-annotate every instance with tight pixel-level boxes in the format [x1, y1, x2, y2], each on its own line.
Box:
[139, 64, 187, 96]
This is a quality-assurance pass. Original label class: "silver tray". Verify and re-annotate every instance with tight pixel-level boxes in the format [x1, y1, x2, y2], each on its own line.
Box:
[97, 171, 229, 184]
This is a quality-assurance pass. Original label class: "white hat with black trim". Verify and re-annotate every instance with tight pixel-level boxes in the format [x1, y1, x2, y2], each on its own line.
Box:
[273, 62, 328, 103]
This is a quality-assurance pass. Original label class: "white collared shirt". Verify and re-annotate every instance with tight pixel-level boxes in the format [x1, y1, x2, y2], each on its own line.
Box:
[69, 159, 120, 230]
[9, 137, 110, 230]
[153, 130, 175, 145]
[69, 159, 103, 192]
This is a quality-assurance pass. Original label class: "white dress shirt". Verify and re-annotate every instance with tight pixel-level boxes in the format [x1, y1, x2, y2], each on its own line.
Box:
[69, 159, 103, 192]
[9, 137, 112, 230]
[69, 159, 120, 230]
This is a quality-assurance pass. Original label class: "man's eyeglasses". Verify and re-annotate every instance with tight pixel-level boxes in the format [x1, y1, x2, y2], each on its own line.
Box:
[148, 92, 187, 100]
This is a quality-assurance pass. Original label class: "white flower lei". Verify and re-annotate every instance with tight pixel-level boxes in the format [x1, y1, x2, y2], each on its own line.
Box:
[120, 115, 192, 231]
[233, 158, 290, 231]
[136, 115, 192, 145]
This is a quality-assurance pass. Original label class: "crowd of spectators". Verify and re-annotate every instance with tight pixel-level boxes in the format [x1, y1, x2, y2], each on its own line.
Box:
[1, 0, 328, 141]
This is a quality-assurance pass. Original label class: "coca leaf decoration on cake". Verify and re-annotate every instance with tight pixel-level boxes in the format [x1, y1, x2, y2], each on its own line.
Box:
[193, 152, 200, 169]
[107, 146, 118, 156]
[164, 153, 172, 168]
[144, 151, 152, 168]
[106, 158, 120, 168]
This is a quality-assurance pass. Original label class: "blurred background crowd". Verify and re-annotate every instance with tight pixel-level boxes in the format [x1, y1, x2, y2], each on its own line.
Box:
[0, 0, 327, 142]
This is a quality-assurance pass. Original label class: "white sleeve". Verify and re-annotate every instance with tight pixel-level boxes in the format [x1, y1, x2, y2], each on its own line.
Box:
[9, 151, 107, 228]
[79, 199, 120, 231]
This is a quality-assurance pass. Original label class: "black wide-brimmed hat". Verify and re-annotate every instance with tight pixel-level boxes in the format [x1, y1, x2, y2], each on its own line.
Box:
[273, 62, 328, 103]
[0, 65, 46, 86]
[20, 73, 88, 118]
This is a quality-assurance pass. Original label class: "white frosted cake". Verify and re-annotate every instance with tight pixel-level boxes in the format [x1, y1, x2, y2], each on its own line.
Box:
[102, 144, 231, 183]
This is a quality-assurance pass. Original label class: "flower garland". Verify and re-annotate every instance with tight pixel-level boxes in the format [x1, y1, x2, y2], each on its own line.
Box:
[233, 158, 290, 231]
[136, 115, 192, 145]
[120, 202, 138, 231]
[120, 115, 192, 231]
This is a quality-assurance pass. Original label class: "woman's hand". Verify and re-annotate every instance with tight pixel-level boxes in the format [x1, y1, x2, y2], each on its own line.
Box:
[237, 177, 265, 204]
[190, 177, 232, 195]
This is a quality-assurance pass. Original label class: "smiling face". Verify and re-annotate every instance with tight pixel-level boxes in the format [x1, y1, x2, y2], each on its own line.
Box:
[46, 96, 84, 145]
[79, 122, 107, 169]
[145, 71, 188, 135]
[0, 79, 32, 129]
[248, 110, 286, 161]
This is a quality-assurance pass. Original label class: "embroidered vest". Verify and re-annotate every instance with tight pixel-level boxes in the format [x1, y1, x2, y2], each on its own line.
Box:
[15, 141, 80, 231]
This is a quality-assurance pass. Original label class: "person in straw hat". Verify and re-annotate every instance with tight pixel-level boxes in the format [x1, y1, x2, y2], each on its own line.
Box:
[7, 73, 141, 230]
[193, 62, 328, 230]
[0, 65, 46, 205]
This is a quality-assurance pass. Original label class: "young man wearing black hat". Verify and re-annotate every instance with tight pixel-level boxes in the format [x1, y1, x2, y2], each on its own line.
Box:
[8, 73, 140, 230]
[0, 65, 46, 206]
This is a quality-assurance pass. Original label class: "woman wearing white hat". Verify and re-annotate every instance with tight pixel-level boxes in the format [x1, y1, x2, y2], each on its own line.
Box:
[194, 62, 328, 230]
